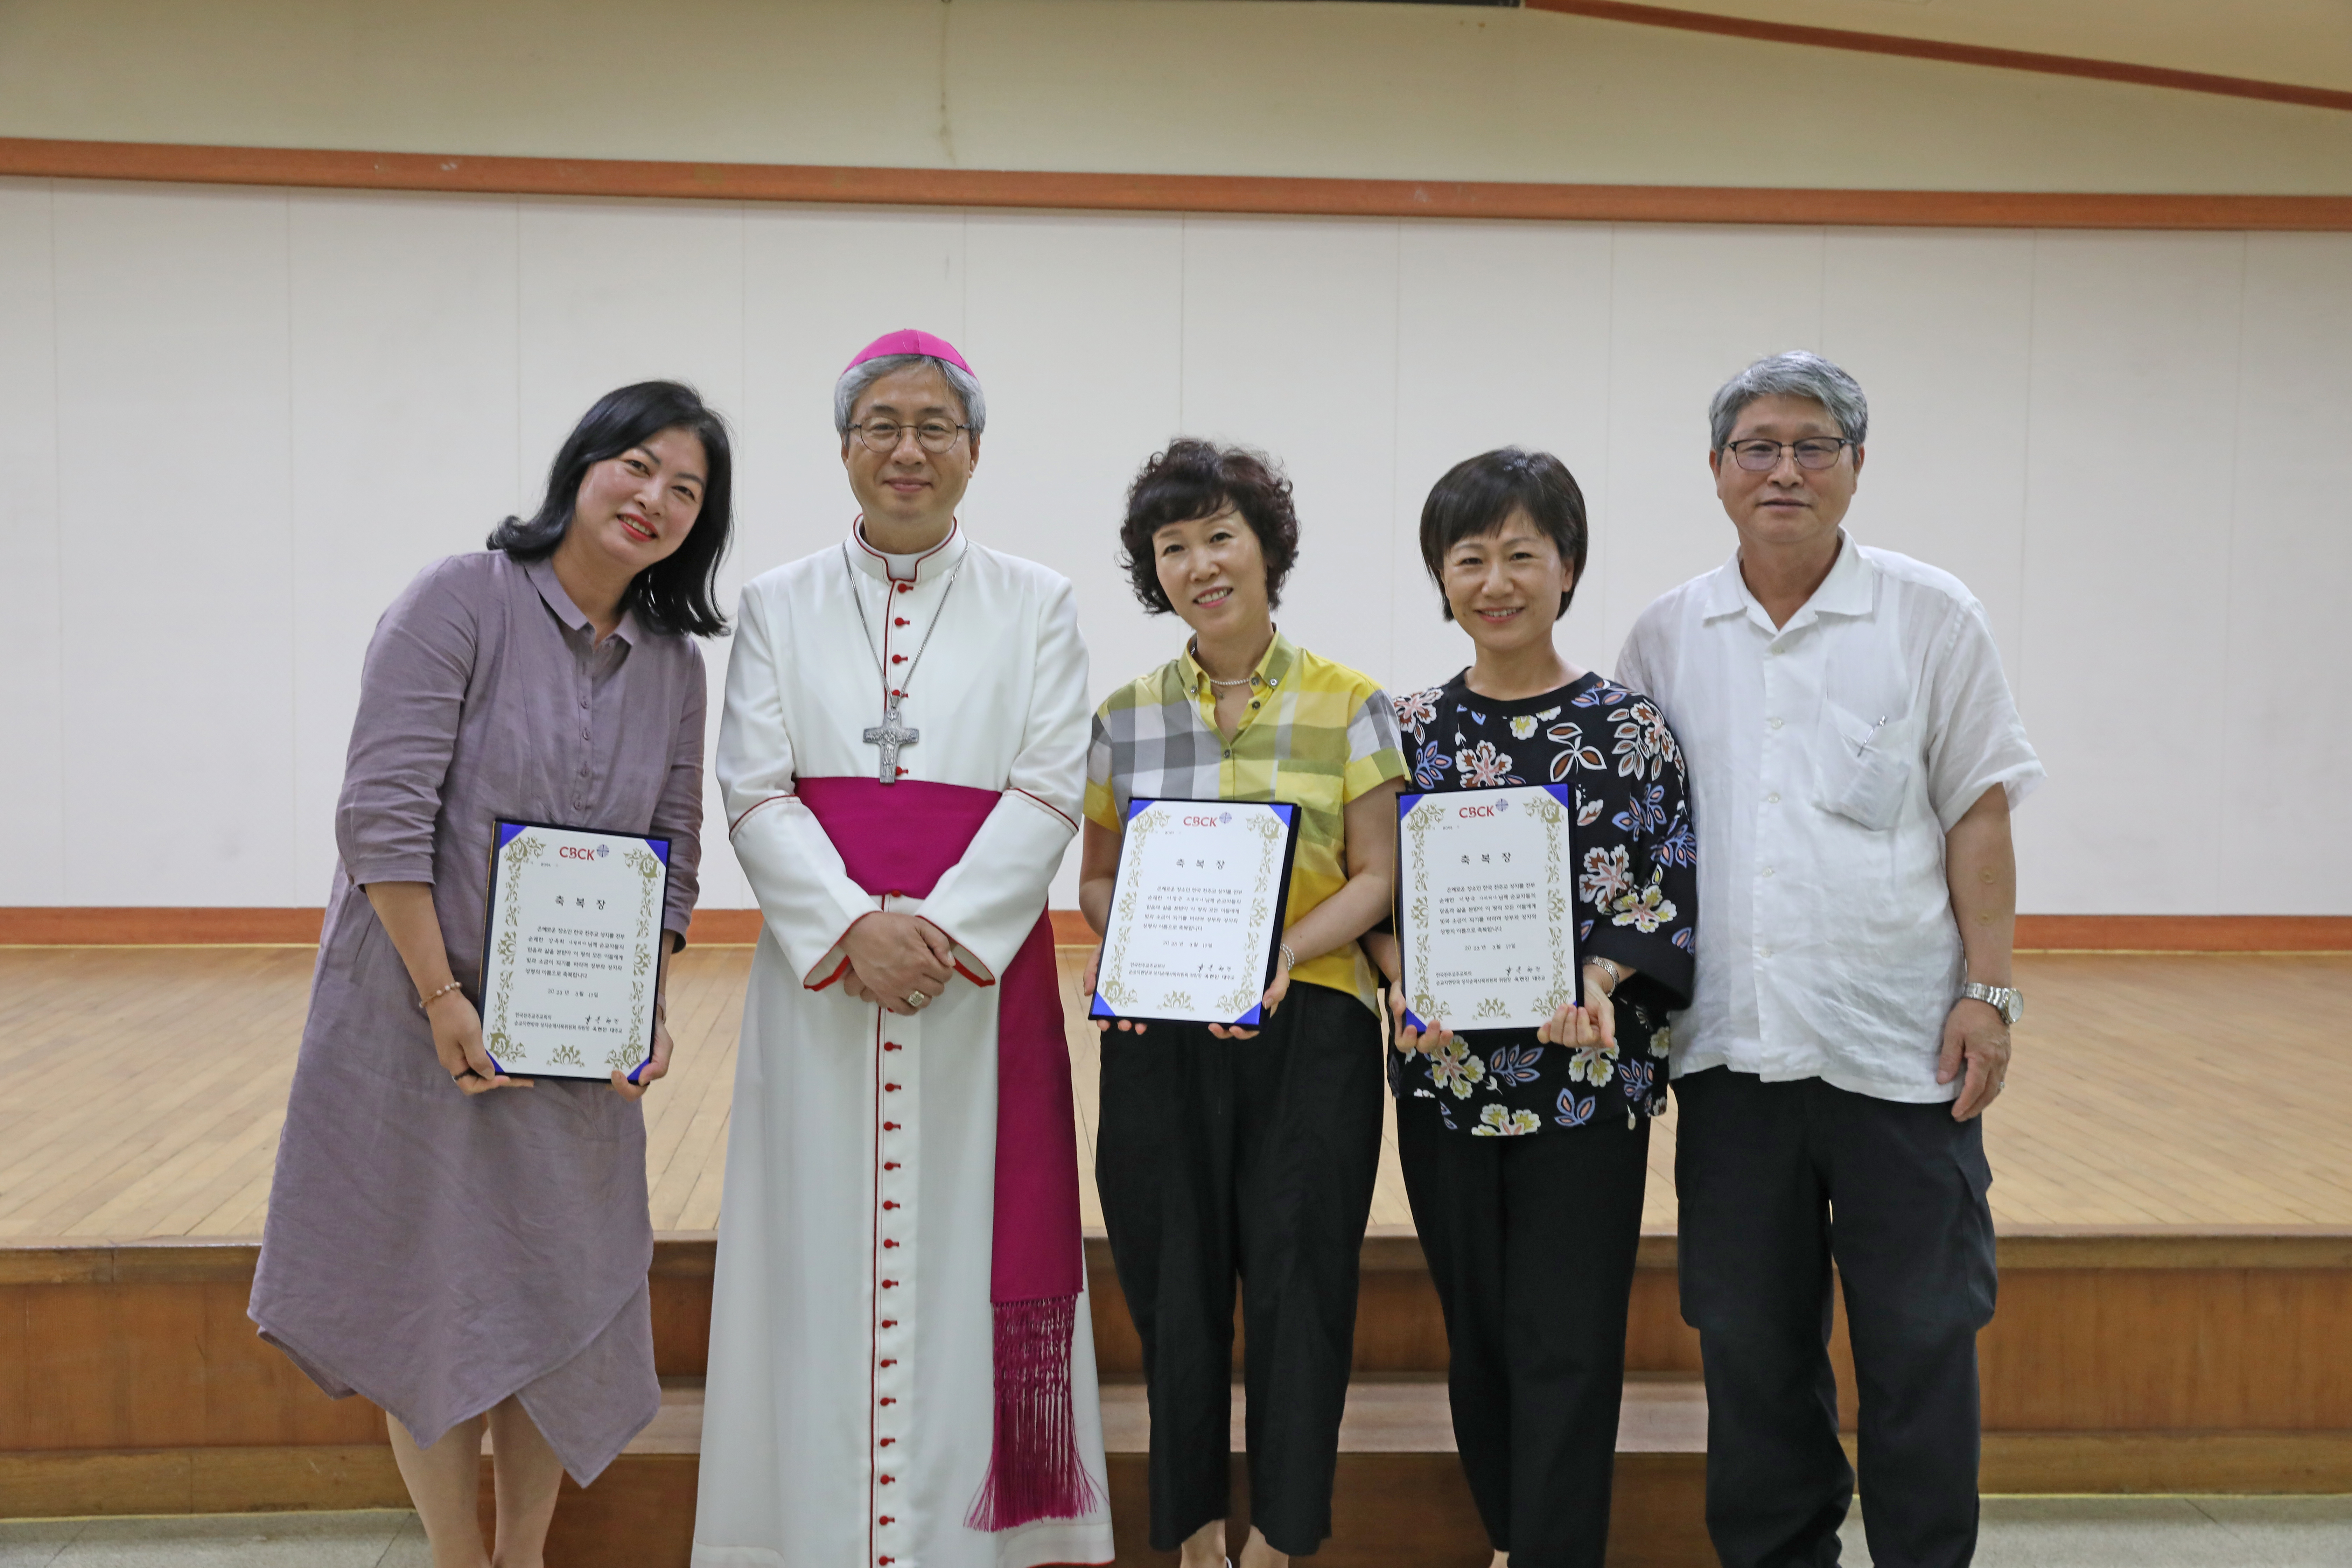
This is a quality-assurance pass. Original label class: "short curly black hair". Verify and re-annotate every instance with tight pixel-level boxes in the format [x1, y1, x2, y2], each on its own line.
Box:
[1118, 439, 1301, 614]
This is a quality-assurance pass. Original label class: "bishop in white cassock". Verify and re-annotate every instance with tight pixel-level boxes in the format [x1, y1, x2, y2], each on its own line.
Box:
[693, 332, 1113, 1568]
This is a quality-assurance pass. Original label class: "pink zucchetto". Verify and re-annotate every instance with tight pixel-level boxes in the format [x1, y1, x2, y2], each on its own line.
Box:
[843, 329, 973, 376]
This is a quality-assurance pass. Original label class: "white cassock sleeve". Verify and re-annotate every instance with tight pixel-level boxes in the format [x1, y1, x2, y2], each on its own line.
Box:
[909, 576, 1090, 984]
[717, 584, 881, 987]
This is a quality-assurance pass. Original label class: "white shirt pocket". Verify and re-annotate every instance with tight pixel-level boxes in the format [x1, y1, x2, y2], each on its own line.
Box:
[1816, 704, 1917, 832]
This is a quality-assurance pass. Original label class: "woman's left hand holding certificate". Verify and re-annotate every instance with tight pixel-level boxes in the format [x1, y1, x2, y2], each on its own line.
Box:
[366, 881, 533, 1094]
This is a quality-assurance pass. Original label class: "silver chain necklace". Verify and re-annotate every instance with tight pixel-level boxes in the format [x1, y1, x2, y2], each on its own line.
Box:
[843, 541, 965, 784]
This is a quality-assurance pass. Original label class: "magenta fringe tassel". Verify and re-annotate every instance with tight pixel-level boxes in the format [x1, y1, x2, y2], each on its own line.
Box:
[964, 1294, 1103, 1531]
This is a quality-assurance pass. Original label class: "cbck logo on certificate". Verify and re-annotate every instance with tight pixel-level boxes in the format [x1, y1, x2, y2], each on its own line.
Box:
[1396, 783, 1579, 1034]
[1089, 798, 1303, 1028]
[478, 820, 674, 1081]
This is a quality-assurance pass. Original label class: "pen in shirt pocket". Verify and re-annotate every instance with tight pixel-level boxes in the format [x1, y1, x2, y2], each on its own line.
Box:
[1854, 715, 1890, 755]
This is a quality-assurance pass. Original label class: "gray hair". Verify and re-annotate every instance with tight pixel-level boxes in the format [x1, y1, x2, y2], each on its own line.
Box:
[1708, 350, 1868, 451]
[833, 354, 987, 441]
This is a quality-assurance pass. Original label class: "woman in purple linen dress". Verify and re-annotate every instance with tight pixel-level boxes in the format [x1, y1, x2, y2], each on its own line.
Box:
[251, 382, 732, 1568]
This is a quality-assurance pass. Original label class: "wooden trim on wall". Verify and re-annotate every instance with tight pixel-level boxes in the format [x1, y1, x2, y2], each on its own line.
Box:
[9, 1226, 2351, 1287]
[2014, 915, 2352, 952]
[7, 908, 2347, 951]
[1526, 1, 2352, 114]
[2, 137, 2348, 232]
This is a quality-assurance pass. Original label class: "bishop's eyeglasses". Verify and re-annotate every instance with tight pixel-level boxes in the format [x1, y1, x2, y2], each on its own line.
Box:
[1723, 437, 1856, 472]
[848, 418, 971, 455]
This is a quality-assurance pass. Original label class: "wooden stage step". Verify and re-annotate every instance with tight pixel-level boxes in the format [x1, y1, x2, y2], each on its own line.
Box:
[600, 1375, 1714, 1568]
[7, 1229, 2352, 1563]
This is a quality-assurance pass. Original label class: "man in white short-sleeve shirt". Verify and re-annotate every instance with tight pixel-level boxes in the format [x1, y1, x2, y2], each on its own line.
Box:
[1617, 351, 2042, 1568]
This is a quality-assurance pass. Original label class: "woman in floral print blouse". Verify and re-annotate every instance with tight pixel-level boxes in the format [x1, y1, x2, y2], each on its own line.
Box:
[1364, 448, 1696, 1568]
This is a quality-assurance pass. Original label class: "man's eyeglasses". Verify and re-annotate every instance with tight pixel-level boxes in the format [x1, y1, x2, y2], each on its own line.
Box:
[1724, 438, 1855, 472]
[848, 419, 970, 455]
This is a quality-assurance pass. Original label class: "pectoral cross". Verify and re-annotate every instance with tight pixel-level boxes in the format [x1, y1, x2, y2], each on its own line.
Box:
[864, 693, 919, 784]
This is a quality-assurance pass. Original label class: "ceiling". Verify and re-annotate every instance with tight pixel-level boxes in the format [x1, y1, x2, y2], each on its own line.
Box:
[1320, 0, 2352, 96]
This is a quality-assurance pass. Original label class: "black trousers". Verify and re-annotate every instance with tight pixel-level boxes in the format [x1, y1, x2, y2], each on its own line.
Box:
[1673, 1067, 1998, 1568]
[1395, 1088, 1651, 1568]
[1095, 982, 1386, 1556]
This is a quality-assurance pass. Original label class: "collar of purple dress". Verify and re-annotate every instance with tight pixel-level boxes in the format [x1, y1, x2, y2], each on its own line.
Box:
[522, 553, 645, 646]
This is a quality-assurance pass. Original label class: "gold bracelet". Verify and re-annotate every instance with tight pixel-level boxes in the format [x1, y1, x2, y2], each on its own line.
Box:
[416, 980, 464, 1011]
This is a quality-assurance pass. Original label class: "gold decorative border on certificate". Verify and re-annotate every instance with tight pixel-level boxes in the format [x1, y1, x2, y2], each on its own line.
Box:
[487, 830, 543, 1065]
[1532, 790, 1575, 1013]
[612, 844, 663, 1070]
[1402, 797, 1444, 1021]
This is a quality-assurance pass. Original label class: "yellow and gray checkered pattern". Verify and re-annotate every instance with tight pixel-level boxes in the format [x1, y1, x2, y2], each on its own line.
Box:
[1085, 632, 1407, 1010]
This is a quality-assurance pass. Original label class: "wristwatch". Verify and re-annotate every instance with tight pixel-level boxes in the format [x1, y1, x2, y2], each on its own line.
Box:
[1960, 981, 2023, 1026]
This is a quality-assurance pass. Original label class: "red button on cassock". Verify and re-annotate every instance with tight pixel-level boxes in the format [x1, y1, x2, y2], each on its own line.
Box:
[883, 1122, 900, 1131]
[884, 1043, 902, 1052]
[894, 618, 909, 627]
[880, 1396, 897, 1405]
[880, 1474, 897, 1485]
[883, 1200, 900, 1210]
[880, 1515, 895, 1525]
[891, 654, 908, 664]
[885, 1083, 901, 1092]
[880, 1358, 898, 1367]
[882, 1279, 899, 1289]
[884, 1161, 902, 1170]
[896, 582, 911, 593]
[881, 1319, 898, 1328]
[883, 1239, 899, 1249]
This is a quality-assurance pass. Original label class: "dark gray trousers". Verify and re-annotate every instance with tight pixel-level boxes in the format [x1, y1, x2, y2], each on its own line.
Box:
[1673, 1067, 1997, 1568]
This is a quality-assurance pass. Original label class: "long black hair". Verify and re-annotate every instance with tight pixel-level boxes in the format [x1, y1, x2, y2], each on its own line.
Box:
[487, 380, 734, 637]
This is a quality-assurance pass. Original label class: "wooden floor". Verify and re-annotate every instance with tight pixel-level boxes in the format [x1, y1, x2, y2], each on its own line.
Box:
[1, 946, 2347, 1241]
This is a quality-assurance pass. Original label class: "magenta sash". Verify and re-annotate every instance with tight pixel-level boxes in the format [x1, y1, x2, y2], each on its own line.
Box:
[796, 776, 1098, 1530]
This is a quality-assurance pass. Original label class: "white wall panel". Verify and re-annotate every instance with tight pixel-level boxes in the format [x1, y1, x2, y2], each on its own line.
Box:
[1178, 217, 1402, 689]
[959, 211, 1185, 710]
[1819, 229, 2035, 668]
[288, 192, 524, 900]
[1391, 221, 1617, 692]
[517, 199, 749, 510]
[10, 187, 2348, 916]
[0, 181, 64, 903]
[1598, 225, 1827, 666]
[2219, 234, 2352, 913]
[50, 182, 296, 904]
[2015, 232, 2246, 913]
[959, 212, 1186, 909]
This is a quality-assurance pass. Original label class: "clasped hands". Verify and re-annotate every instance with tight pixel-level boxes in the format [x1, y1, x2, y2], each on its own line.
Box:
[842, 911, 959, 1016]
[1389, 960, 1622, 1056]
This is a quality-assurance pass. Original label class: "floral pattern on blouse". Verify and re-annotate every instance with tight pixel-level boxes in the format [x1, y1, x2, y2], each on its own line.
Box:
[1388, 670, 1699, 1135]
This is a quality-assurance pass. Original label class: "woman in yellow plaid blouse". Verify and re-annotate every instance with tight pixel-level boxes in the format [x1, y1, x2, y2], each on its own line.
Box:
[1078, 440, 1408, 1568]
